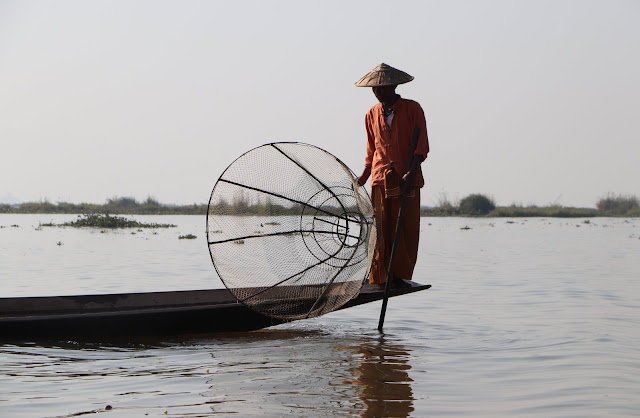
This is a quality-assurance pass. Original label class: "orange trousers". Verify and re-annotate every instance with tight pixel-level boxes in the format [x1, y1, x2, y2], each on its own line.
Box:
[369, 185, 421, 284]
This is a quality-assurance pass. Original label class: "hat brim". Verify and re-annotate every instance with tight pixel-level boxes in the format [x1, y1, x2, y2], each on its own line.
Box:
[355, 64, 414, 87]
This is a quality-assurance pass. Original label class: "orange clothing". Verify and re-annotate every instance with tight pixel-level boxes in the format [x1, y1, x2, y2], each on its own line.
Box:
[365, 97, 429, 187]
[369, 183, 421, 284]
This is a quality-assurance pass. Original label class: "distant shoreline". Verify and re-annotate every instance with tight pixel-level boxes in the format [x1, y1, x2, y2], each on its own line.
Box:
[1, 203, 636, 218]
[0, 198, 207, 216]
[2, 193, 638, 218]
[420, 206, 602, 218]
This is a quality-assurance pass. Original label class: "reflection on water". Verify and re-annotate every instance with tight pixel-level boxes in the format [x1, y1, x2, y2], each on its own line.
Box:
[193, 329, 417, 416]
[0, 329, 418, 416]
[341, 336, 414, 417]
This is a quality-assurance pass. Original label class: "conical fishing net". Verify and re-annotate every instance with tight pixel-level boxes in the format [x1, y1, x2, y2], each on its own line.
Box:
[206, 142, 376, 321]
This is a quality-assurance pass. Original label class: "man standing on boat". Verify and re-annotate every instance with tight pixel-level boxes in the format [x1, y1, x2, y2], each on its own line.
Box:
[355, 63, 429, 287]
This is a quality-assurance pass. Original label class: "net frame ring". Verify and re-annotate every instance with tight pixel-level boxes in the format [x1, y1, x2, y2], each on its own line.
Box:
[299, 187, 369, 267]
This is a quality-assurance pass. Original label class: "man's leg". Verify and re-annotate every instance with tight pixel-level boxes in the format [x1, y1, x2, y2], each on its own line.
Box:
[369, 187, 421, 284]
[393, 188, 420, 281]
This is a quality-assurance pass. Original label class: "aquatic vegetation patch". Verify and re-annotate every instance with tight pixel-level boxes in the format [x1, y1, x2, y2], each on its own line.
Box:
[57, 214, 176, 229]
[178, 234, 197, 239]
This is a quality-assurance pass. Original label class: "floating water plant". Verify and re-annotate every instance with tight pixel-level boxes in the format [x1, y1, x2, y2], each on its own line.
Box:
[57, 214, 176, 229]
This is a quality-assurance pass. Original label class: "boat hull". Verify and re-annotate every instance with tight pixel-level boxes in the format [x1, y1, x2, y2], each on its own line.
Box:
[0, 282, 430, 339]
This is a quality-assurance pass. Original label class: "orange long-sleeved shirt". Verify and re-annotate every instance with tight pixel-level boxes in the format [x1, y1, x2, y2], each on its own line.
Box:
[364, 97, 429, 188]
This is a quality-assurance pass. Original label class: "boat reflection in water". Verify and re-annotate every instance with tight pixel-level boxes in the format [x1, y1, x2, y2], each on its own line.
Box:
[342, 336, 414, 417]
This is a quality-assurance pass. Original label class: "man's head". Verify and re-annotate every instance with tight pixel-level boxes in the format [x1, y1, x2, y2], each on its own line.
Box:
[372, 85, 398, 104]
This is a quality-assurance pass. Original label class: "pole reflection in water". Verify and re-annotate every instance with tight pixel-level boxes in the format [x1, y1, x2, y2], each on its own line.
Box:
[342, 336, 414, 417]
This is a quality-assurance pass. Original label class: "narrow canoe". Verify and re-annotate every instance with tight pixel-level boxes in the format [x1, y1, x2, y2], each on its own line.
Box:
[0, 281, 430, 339]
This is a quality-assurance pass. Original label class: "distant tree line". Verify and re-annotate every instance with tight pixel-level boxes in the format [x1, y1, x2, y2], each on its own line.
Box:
[421, 192, 639, 217]
[209, 198, 304, 216]
[0, 196, 207, 215]
[595, 193, 640, 216]
[0, 195, 358, 217]
[2, 193, 638, 217]
[209, 195, 361, 217]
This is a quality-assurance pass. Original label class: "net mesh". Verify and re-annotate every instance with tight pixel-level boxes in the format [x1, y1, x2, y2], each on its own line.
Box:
[206, 142, 375, 320]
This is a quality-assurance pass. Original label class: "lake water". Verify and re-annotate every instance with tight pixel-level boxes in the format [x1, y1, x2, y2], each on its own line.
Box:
[1, 214, 639, 417]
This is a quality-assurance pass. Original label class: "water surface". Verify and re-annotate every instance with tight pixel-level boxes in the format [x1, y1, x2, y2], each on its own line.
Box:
[1, 215, 639, 416]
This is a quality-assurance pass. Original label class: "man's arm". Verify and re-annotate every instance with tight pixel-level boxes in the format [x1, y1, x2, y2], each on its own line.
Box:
[403, 105, 429, 192]
[357, 166, 372, 187]
[358, 112, 376, 187]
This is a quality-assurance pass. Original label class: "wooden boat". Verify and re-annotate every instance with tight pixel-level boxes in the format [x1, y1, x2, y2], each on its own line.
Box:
[0, 281, 430, 339]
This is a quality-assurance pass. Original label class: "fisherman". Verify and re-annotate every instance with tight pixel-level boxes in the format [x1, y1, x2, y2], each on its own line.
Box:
[355, 63, 430, 287]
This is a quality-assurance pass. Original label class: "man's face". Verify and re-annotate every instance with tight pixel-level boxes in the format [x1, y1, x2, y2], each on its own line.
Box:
[372, 85, 397, 104]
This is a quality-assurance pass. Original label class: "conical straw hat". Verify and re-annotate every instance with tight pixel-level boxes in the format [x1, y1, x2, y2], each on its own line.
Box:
[355, 63, 414, 87]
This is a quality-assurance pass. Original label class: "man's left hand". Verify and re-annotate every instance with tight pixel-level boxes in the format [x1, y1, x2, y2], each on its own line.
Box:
[402, 155, 424, 195]
[402, 172, 416, 195]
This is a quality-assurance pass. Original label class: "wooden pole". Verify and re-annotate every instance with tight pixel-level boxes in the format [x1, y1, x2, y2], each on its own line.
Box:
[378, 126, 421, 332]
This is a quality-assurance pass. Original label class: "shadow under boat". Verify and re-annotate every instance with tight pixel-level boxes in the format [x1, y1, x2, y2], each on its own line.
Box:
[0, 281, 430, 339]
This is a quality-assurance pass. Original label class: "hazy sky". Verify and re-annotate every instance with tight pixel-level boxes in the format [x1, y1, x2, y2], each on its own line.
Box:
[1, 0, 638, 208]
